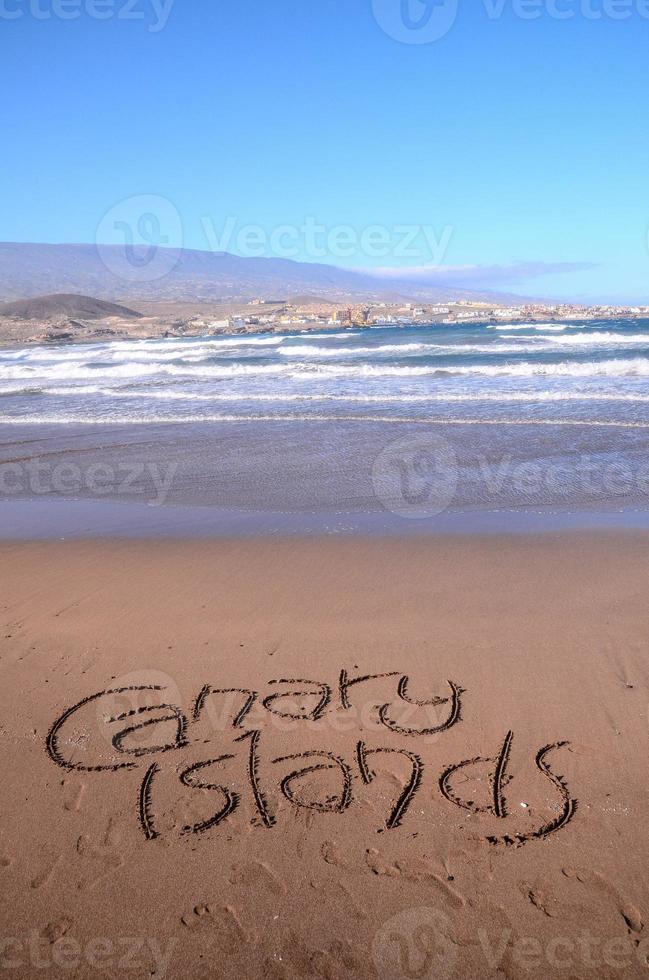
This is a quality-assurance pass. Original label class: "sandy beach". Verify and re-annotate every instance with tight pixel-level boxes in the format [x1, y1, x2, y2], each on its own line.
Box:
[1, 533, 648, 978]
[5, 0, 649, 977]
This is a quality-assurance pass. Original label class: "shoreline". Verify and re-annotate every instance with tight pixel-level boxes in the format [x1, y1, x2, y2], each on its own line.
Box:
[3, 410, 649, 536]
[3, 495, 649, 539]
[2, 312, 648, 350]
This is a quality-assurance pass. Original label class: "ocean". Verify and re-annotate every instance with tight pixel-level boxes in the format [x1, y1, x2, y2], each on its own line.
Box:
[2, 318, 649, 535]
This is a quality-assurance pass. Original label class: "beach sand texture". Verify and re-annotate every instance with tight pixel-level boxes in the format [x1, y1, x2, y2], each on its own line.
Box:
[1, 534, 648, 978]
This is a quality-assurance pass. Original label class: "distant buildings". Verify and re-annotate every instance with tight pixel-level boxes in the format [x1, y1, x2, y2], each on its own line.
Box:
[222, 299, 649, 334]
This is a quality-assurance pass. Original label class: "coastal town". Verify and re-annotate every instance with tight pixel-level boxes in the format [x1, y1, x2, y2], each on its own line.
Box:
[216, 297, 649, 334]
[2, 293, 649, 347]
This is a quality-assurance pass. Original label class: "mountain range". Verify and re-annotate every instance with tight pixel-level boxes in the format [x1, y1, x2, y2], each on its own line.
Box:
[0, 242, 521, 305]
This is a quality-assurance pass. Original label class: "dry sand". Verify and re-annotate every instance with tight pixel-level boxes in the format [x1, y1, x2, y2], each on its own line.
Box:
[1, 534, 648, 979]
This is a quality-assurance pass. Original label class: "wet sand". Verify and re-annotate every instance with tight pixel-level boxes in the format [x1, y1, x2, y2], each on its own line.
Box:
[1, 534, 648, 978]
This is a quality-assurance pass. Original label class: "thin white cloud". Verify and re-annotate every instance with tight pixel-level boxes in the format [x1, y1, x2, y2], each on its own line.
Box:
[367, 261, 598, 284]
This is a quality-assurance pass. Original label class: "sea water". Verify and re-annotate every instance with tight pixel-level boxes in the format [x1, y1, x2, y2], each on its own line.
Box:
[2, 319, 649, 533]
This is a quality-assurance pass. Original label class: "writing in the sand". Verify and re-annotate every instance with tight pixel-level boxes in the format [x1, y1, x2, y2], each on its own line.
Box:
[45, 669, 576, 847]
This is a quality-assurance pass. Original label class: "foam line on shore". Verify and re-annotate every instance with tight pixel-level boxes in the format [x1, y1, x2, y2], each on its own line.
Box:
[2, 413, 649, 428]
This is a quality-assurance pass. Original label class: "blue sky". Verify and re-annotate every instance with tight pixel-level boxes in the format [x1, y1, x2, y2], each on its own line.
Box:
[2, 0, 649, 302]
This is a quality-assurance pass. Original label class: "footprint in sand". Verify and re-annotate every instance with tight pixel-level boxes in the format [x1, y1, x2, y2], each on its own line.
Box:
[30, 854, 62, 891]
[181, 904, 248, 942]
[41, 918, 73, 944]
[521, 881, 560, 918]
[321, 840, 349, 869]
[75, 832, 124, 892]
[63, 779, 86, 813]
[103, 816, 123, 847]
[364, 848, 466, 907]
[264, 932, 361, 979]
[228, 860, 287, 896]
[336, 881, 368, 920]
[562, 867, 644, 936]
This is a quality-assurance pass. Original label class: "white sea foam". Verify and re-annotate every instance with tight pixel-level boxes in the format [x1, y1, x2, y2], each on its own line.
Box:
[281, 341, 561, 357]
[0, 362, 293, 381]
[488, 322, 578, 331]
[5, 356, 649, 382]
[2, 412, 648, 430]
[3, 382, 648, 404]
[107, 335, 286, 351]
[45, 385, 107, 396]
[92, 390, 649, 404]
[0, 385, 44, 396]
[281, 358, 649, 378]
[279, 342, 429, 356]
[0, 362, 162, 381]
[532, 332, 649, 345]
[294, 331, 361, 339]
